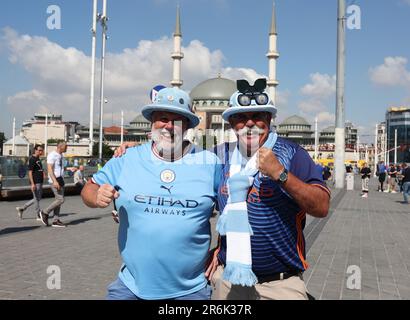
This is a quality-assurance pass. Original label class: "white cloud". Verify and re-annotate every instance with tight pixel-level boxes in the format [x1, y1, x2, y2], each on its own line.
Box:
[221, 67, 264, 83]
[3, 27, 282, 128]
[316, 111, 335, 125]
[298, 99, 326, 113]
[276, 90, 290, 108]
[3, 27, 292, 130]
[369, 56, 410, 88]
[297, 73, 336, 127]
[300, 73, 336, 99]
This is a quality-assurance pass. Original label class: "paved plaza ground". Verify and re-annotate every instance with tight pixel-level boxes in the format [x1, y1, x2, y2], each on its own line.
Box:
[0, 176, 409, 300]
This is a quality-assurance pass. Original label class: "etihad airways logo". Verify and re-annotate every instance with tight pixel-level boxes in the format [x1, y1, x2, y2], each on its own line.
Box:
[134, 195, 199, 208]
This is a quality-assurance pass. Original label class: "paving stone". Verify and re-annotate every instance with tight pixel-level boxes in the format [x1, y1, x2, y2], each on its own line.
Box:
[1, 176, 409, 300]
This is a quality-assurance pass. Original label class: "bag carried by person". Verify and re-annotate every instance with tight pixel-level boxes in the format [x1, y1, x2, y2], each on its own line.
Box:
[56, 176, 65, 187]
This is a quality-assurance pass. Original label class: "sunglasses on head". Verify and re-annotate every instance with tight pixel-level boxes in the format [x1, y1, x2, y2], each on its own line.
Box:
[236, 78, 269, 106]
[237, 92, 269, 106]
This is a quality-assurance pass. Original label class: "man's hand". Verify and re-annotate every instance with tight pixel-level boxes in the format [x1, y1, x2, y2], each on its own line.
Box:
[205, 247, 220, 281]
[53, 181, 60, 191]
[31, 184, 36, 192]
[257, 147, 284, 181]
[113, 142, 138, 158]
[96, 184, 120, 208]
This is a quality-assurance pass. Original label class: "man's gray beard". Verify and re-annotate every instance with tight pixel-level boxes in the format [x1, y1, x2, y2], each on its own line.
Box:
[151, 128, 184, 158]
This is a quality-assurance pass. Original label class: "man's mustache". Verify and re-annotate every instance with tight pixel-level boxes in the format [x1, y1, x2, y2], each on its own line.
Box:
[236, 126, 265, 136]
[151, 128, 178, 140]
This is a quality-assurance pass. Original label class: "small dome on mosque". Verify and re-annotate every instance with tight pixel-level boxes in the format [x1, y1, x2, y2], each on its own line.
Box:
[280, 115, 310, 126]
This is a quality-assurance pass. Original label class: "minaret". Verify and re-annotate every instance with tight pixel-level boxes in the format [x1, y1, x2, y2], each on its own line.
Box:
[170, 5, 184, 88]
[266, 2, 279, 105]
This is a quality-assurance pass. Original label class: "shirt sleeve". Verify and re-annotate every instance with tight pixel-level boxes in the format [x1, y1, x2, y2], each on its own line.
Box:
[28, 157, 35, 171]
[92, 156, 124, 187]
[47, 153, 55, 165]
[289, 147, 331, 196]
[213, 160, 223, 212]
[73, 171, 79, 184]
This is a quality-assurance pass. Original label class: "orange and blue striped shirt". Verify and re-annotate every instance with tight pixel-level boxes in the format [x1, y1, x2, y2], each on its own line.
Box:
[216, 138, 330, 276]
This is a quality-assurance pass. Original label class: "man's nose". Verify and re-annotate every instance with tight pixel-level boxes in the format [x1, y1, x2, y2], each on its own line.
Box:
[163, 120, 175, 131]
[245, 118, 256, 127]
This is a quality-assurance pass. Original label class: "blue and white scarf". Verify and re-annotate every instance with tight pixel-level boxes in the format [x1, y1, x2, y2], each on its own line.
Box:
[216, 131, 277, 286]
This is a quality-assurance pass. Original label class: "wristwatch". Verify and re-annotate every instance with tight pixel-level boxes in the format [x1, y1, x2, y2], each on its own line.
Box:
[277, 168, 288, 184]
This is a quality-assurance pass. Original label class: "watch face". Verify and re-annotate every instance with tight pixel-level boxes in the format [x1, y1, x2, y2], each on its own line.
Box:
[279, 170, 288, 183]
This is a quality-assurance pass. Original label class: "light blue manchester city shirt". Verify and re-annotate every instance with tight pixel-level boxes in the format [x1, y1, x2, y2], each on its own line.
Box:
[92, 143, 221, 299]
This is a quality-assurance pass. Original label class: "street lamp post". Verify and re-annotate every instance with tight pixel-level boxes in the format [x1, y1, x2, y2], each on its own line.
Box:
[394, 129, 397, 164]
[314, 117, 318, 163]
[374, 124, 378, 175]
[98, 0, 108, 161]
[44, 113, 48, 156]
[12, 117, 16, 156]
[120, 110, 124, 146]
[334, 0, 346, 189]
[88, 0, 98, 157]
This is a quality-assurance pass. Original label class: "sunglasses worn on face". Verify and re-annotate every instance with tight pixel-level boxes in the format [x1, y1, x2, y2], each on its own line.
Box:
[230, 113, 269, 122]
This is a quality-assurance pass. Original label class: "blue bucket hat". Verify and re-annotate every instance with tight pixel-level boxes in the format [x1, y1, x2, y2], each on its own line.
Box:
[222, 91, 277, 121]
[141, 87, 200, 129]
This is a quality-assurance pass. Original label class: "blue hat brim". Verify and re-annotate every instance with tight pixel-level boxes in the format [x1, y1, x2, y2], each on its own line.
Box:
[222, 105, 277, 121]
[141, 104, 200, 129]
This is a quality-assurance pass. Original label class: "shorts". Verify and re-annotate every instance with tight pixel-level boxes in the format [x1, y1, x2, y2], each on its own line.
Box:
[106, 277, 212, 300]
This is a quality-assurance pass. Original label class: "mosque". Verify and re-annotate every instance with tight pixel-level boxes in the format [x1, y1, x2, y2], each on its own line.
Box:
[132, 5, 357, 149]
[149, 4, 280, 143]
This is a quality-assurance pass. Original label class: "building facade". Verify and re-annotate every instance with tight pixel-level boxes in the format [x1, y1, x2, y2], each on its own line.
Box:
[376, 122, 387, 163]
[2, 135, 32, 157]
[190, 76, 236, 143]
[277, 115, 314, 146]
[385, 107, 410, 163]
[20, 113, 75, 146]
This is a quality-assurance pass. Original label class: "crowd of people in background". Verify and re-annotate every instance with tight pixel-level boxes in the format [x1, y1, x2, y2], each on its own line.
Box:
[319, 160, 410, 204]
[14, 141, 91, 227]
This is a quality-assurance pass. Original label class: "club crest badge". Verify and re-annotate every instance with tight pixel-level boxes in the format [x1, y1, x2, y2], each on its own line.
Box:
[160, 169, 175, 183]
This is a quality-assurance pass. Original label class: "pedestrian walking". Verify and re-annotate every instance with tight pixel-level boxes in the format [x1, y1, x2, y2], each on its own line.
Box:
[39, 141, 67, 227]
[16, 144, 45, 220]
[388, 163, 397, 193]
[376, 161, 387, 192]
[360, 162, 371, 198]
[400, 163, 410, 204]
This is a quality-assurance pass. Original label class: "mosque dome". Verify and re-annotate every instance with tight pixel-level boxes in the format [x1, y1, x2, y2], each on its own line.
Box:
[130, 114, 150, 124]
[322, 126, 335, 133]
[280, 115, 310, 127]
[190, 77, 236, 101]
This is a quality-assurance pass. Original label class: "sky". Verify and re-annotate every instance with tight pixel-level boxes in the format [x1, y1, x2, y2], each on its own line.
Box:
[0, 0, 410, 143]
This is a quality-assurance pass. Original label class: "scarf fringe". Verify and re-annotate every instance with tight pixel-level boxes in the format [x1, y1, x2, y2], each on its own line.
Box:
[216, 213, 227, 235]
[223, 263, 258, 287]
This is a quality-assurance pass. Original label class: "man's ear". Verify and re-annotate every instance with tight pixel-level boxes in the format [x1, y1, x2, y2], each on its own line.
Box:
[228, 117, 235, 128]
[266, 113, 272, 124]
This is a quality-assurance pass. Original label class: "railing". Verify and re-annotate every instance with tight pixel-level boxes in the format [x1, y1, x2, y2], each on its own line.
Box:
[0, 156, 106, 189]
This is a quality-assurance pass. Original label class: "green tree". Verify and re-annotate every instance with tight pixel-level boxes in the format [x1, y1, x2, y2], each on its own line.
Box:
[0, 132, 6, 154]
[47, 138, 63, 144]
[92, 142, 114, 159]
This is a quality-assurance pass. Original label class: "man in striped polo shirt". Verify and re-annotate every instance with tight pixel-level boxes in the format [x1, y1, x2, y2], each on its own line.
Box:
[208, 79, 330, 300]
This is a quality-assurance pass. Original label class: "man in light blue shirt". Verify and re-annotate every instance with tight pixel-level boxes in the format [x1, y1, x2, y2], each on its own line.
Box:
[81, 87, 220, 300]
